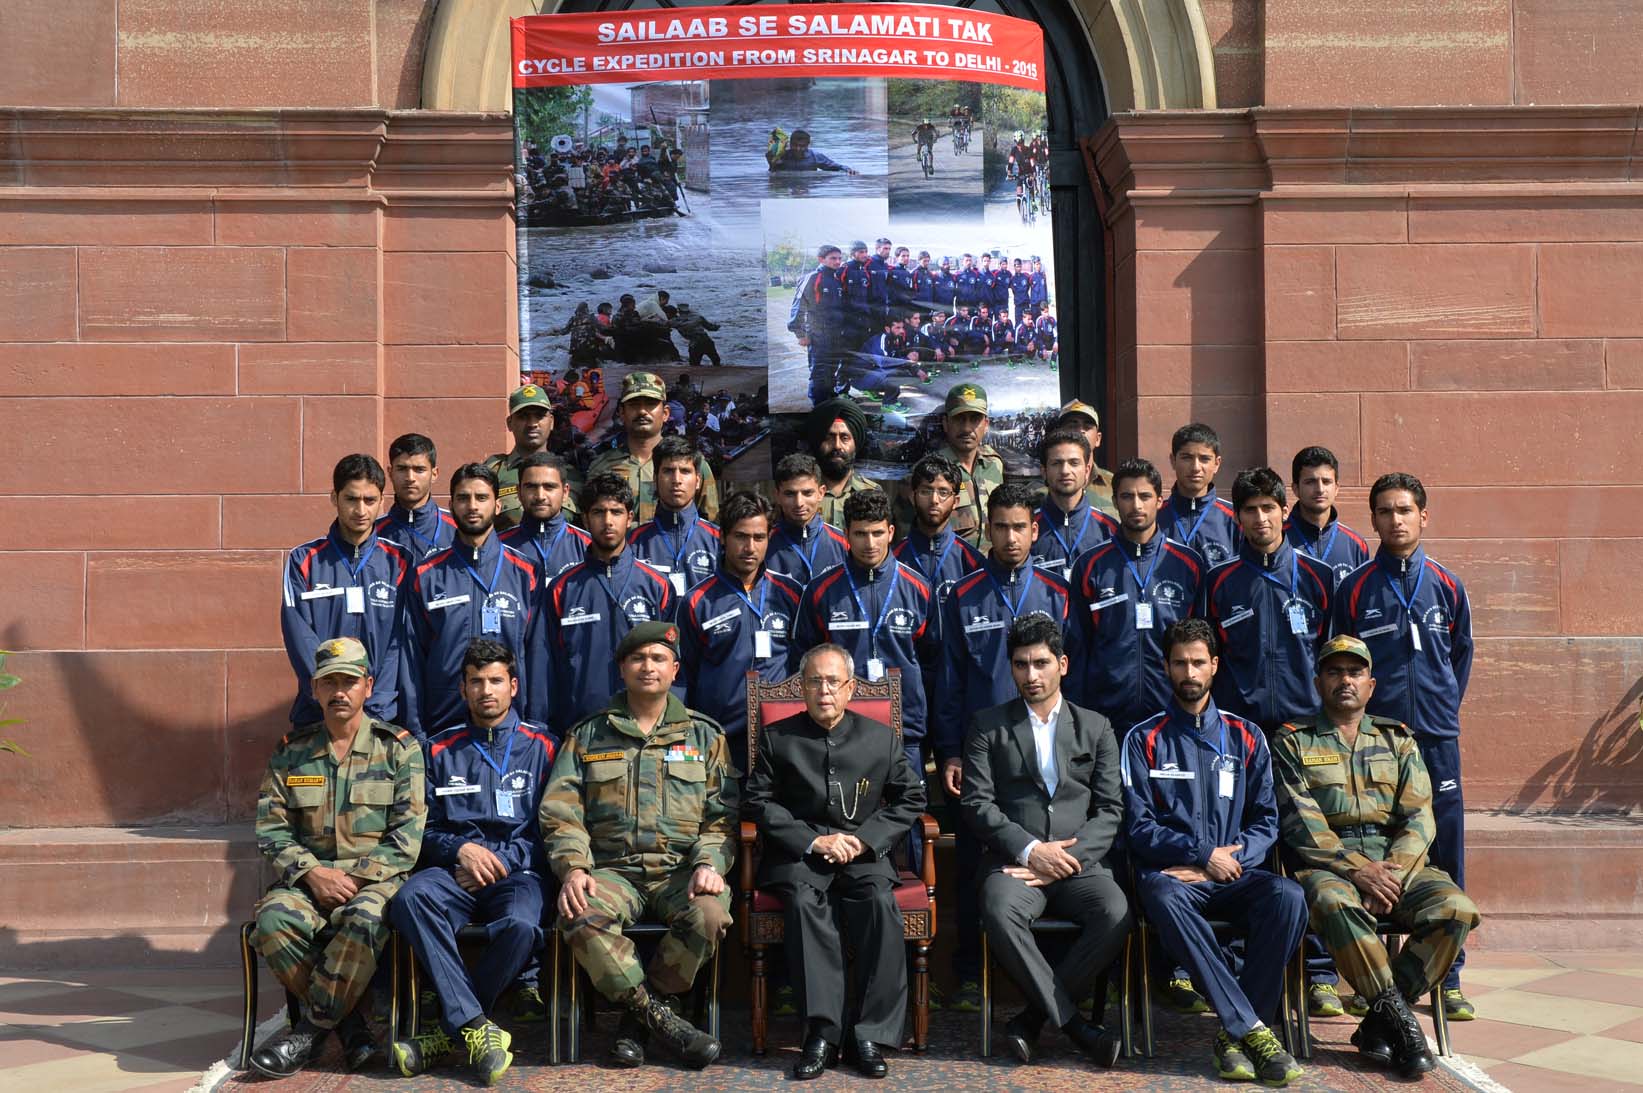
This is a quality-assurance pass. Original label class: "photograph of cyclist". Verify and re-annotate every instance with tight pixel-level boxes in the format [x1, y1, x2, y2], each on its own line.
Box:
[887, 81, 984, 220]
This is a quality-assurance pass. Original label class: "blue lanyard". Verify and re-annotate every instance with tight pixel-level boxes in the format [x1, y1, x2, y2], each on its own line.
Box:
[728, 574, 771, 624]
[398, 505, 442, 551]
[1297, 520, 1341, 563]
[1123, 539, 1164, 595]
[595, 558, 635, 612]
[1247, 553, 1299, 600]
[667, 513, 699, 570]
[468, 724, 516, 779]
[842, 562, 900, 654]
[1384, 559, 1425, 618]
[463, 543, 505, 595]
[986, 563, 1035, 618]
[1171, 497, 1214, 547]
[532, 522, 569, 573]
[913, 532, 956, 584]
[331, 534, 377, 584]
[778, 522, 823, 579]
[1042, 504, 1093, 560]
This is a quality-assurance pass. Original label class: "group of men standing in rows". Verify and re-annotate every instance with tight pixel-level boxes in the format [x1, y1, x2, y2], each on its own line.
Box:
[250, 374, 1479, 1085]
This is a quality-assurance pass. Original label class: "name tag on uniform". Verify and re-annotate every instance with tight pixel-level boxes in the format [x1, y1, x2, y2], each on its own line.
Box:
[435, 783, 483, 796]
[1219, 768, 1235, 798]
[963, 619, 1005, 634]
[702, 607, 740, 631]
[286, 775, 325, 787]
[1093, 592, 1128, 610]
[428, 594, 470, 610]
[1359, 623, 1397, 640]
[1149, 769, 1194, 781]
[481, 606, 501, 633]
[1135, 602, 1155, 630]
[1287, 604, 1309, 635]
[831, 620, 868, 632]
[754, 630, 773, 659]
[1302, 754, 1340, 767]
[345, 586, 365, 614]
[582, 750, 626, 763]
[300, 587, 344, 601]
[670, 572, 687, 594]
[560, 612, 602, 627]
[1410, 623, 1423, 652]
[1222, 608, 1254, 628]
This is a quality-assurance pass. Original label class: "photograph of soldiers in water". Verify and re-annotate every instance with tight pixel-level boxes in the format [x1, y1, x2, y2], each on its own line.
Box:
[548, 291, 745, 369]
[765, 217, 1058, 416]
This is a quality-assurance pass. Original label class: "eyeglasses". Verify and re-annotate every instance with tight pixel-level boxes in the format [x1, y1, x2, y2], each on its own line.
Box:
[801, 676, 852, 694]
[913, 487, 955, 502]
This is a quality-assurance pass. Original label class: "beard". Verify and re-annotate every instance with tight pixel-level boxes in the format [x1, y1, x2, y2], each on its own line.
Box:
[818, 449, 853, 480]
[1171, 679, 1208, 704]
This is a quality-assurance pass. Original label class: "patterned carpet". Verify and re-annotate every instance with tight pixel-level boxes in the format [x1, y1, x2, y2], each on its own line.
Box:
[218, 1005, 1487, 1092]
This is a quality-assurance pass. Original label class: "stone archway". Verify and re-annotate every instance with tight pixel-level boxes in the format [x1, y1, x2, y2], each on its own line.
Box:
[420, 0, 1218, 113]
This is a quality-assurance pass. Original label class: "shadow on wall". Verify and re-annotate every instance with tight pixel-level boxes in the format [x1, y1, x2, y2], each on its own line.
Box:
[1504, 675, 1643, 816]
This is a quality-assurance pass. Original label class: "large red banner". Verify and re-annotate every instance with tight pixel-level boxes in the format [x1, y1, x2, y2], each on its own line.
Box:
[512, 3, 1046, 92]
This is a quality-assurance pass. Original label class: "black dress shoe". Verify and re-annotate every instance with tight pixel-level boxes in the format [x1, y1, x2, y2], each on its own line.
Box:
[846, 1037, 888, 1079]
[337, 1010, 378, 1071]
[1062, 1017, 1122, 1068]
[1002, 1010, 1044, 1065]
[249, 1019, 325, 1078]
[792, 1034, 838, 1080]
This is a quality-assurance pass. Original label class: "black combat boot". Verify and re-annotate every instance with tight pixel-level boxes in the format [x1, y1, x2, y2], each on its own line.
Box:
[632, 989, 719, 1069]
[608, 1007, 648, 1068]
[249, 1018, 325, 1078]
[1369, 985, 1435, 1078]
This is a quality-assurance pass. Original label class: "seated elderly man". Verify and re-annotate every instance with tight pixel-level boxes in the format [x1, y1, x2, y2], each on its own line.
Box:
[249, 638, 426, 1078]
[388, 639, 558, 1084]
[539, 621, 734, 1071]
[744, 643, 926, 1080]
[1272, 636, 1481, 1079]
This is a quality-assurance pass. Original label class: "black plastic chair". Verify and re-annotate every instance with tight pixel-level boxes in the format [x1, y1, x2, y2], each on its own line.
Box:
[979, 919, 1136, 1058]
[558, 922, 721, 1063]
[1288, 919, 1455, 1060]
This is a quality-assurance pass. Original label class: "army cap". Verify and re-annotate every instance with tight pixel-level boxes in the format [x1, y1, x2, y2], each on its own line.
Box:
[616, 620, 680, 662]
[508, 383, 552, 416]
[1317, 634, 1372, 671]
[313, 637, 370, 679]
[945, 382, 989, 416]
[1057, 398, 1100, 429]
[619, 371, 667, 403]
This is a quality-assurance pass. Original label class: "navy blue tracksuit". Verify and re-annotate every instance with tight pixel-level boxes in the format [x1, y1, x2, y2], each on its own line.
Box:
[401, 535, 537, 739]
[893, 525, 985, 640]
[1067, 533, 1205, 732]
[1283, 508, 1369, 588]
[499, 513, 591, 585]
[1162, 487, 1241, 567]
[1333, 545, 1474, 987]
[376, 500, 457, 562]
[765, 513, 849, 588]
[281, 524, 412, 726]
[1200, 542, 1334, 733]
[532, 547, 675, 736]
[1031, 498, 1118, 578]
[630, 503, 721, 594]
[934, 556, 1069, 979]
[676, 568, 804, 767]
[389, 712, 557, 1035]
[1122, 701, 1307, 1039]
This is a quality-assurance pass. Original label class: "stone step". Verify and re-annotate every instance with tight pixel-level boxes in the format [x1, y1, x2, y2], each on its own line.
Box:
[1, 812, 1636, 969]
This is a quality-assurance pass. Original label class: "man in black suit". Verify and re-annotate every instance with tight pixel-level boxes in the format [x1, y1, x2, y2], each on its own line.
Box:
[961, 613, 1130, 1067]
[744, 643, 927, 1080]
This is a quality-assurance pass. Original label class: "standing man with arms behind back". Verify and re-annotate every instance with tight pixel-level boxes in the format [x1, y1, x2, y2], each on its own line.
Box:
[377, 433, 455, 561]
[1162, 423, 1240, 566]
[250, 639, 426, 1079]
[1285, 447, 1368, 588]
[962, 614, 1129, 1069]
[1332, 472, 1476, 1020]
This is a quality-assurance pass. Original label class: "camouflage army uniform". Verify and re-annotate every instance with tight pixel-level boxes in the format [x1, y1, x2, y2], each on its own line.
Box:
[253, 716, 426, 1028]
[894, 442, 1004, 548]
[1085, 464, 1118, 518]
[586, 446, 720, 524]
[539, 692, 735, 1001]
[817, 470, 881, 529]
[1273, 713, 1480, 1000]
[484, 447, 584, 529]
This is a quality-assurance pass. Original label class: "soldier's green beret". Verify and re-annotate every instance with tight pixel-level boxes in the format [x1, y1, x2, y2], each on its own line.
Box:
[313, 636, 370, 679]
[945, 382, 989, 416]
[615, 620, 680, 662]
[508, 383, 552, 416]
[1317, 634, 1372, 671]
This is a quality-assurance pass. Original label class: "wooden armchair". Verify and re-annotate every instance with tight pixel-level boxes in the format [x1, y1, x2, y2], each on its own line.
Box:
[737, 668, 940, 1054]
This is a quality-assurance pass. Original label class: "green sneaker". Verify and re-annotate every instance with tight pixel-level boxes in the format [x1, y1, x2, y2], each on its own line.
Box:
[1241, 1026, 1303, 1088]
[771, 984, 798, 1017]
[947, 979, 982, 1014]
[1442, 988, 1476, 1021]
[1343, 992, 1369, 1017]
[928, 981, 945, 1011]
[391, 1027, 458, 1077]
[1308, 982, 1345, 1018]
[503, 984, 546, 1023]
[1214, 1028, 1256, 1081]
[462, 1021, 513, 1087]
[1161, 976, 1211, 1014]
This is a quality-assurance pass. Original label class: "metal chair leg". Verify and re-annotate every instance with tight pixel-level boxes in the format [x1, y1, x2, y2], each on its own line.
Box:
[1137, 924, 1155, 1058]
[238, 923, 258, 1070]
[1432, 983, 1451, 1057]
[549, 932, 562, 1065]
[405, 936, 419, 1041]
[708, 946, 722, 1042]
[388, 931, 402, 1046]
[567, 956, 581, 1063]
[1119, 930, 1135, 1059]
[980, 932, 992, 1058]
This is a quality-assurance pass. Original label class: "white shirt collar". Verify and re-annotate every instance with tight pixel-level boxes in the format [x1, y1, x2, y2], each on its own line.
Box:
[1027, 697, 1063, 733]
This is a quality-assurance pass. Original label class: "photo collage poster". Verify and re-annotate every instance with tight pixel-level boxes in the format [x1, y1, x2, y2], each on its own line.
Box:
[512, 4, 1058, 485]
